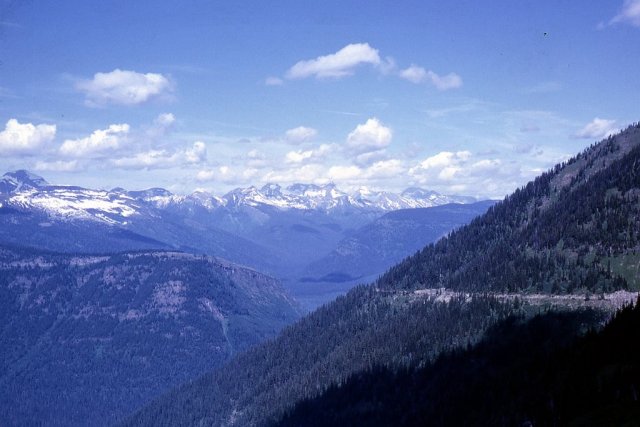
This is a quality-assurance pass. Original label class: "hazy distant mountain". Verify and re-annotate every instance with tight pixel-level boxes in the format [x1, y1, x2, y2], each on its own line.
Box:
[124, 124, 640, 427]
[301, 200, 495, 283]
[0, 170, 482, 284]
[0, 246, 300, 427]
[0, 171, 477, 223]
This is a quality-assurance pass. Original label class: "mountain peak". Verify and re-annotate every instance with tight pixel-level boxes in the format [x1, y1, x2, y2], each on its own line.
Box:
[1, 170, 49, 193]
[260, 183, 282, 197]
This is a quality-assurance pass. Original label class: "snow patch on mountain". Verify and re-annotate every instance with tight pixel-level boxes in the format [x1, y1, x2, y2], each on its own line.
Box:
[0, 170, 481, 225]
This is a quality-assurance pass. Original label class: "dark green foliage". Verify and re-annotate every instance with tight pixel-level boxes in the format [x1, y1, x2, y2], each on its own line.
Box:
[277, 302, 640, 427]
[0, 247, 299, 427]
[122, 294, 519, 427]
[378, 124, 640, 293]
[125, 124, 640, 426]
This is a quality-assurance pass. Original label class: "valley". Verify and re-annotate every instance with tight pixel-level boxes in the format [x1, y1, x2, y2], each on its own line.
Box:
[3, 3, 638, 425]
[122, 123, 640, 427]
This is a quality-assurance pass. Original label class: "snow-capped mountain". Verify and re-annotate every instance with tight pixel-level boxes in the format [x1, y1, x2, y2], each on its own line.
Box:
[0, 169, 491, 308]
[0, 170, 479, 225]
[223, 182, 477, 212]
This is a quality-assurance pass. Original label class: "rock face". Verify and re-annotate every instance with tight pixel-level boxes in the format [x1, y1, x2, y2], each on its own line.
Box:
[0, 246, 300, 427]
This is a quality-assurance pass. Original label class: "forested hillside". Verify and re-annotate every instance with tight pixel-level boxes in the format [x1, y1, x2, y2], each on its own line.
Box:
[123, 293, 521, 426]
[380, 123, 640, 293]
[278, 300, 640, 427]
[0, 247, 299, 426]
[123, 124, 640, 427]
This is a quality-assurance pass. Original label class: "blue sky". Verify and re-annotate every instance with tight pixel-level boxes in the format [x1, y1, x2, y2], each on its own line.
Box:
[0, 0, 639, 198]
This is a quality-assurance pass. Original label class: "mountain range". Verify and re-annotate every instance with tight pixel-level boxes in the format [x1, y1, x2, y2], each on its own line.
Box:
[123, 123, 640, 426]
[0, 246, 300, 426]
[0, 171, 489, 307]
[0, 170, 477, 221]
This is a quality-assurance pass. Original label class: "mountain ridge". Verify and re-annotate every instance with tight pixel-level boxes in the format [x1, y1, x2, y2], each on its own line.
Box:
[0, 170, 480, 224]
[122, 123, 640, 426]
[0, 245, 300, 427]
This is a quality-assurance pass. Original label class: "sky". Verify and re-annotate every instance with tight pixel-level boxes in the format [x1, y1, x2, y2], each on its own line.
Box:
[0, 0, 639, 198]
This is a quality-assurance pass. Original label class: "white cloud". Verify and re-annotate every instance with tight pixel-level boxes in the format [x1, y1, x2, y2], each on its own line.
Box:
[426, 71, 463, 90]
[399, 64, 427, 83]
[34, 160, 79, 172]
[399, 65, 463, 90]
[146, 113, 176, 139]
[346, 118, 392, 153]
[0, 119, 56, 155]
[60, 124, 130, 158]
[197, 165, 259, 184]
[185, 141, 207, 163]
[609, 0, 640, 27]
[261, 164, 327, 185]
[285, 149, 314, 164]
[327, 165, 362, 180]
[111, 141, 206, 169]
[76, 69, 173, 106]
[409, 151, 473, 183]
[284, 144, 331, 164]
[354, 149, 388, 167]
[416, 151, 471, 170]
[573, 118, 618, 139]
[408, 150, 524, 196]
[265, 76, 283, 86]
[285, 126, 318, 143]
[364, 159, 404, 179]
[196, 169, 216, 182]
[111, 149, 179, 169]
[286, 43, 381, 79]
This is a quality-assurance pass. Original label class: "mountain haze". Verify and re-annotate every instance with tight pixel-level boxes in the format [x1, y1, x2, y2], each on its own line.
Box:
[0, 246, 299, 426]
[124, 124, 640, 426]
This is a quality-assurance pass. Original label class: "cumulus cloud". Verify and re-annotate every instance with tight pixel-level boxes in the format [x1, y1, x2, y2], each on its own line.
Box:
[407, 150, 523, 196]
[346, 118, 392, 153]
[145, 113, 177, 140]
[399, 65, 463, 90]
[286, 43, 381, 79]
[354, 149, 388, 167]
[409, 151, 474, 183]
[76, 69, 173, 106]
[284, 144, 331, 164]
[196, 169, 216, 182]
[609, 0, 640, 27]
[185, 141, 207, 163]
[364, 159, 404, 179]
[0, 119, 56, 155]
[398, 64, 427, 83]
[111, 141, 206, 170]
[573, 118, 618, 139]
[285, 126, 318, 143]
[60, 124, 130, 158]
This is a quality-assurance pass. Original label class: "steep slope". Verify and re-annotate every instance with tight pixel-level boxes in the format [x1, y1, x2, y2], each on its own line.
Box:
[301, 201, 495, 283]
[278, 303, 640, 427]
[123, 292, 521, 427]
[123, 124, 640, 426]
[379, 123, 640, 293]
[0, 246, 300, 427]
